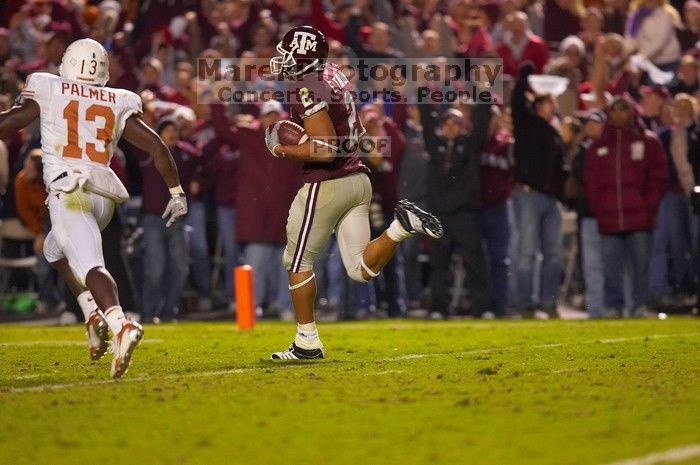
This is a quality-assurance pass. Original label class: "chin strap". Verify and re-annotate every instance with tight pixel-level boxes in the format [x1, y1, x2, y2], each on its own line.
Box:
[289, 272, 315, 290]
[360, 258, 379, 279]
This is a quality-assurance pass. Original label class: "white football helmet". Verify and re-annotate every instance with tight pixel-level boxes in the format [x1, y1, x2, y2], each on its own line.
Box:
[59, 38, 109, 86]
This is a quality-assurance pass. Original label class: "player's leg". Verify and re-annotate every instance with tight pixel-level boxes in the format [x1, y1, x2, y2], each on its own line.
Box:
[272, 182, 335, 360]
[49, 189, 142, 377]
[44, 231, 109, 360]
[340, 174, 443, 281]
[91, 193, 143, 377]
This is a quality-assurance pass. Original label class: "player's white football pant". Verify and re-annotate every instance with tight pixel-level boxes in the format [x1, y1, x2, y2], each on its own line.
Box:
[44, 187, 115, 286]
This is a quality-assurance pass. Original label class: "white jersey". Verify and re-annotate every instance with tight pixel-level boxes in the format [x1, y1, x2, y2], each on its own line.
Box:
[20, 72, 141, 185]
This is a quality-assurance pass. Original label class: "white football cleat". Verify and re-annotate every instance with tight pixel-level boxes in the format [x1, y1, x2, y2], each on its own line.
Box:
[110, 320, 144, 379]
[85, 310, 110, 361]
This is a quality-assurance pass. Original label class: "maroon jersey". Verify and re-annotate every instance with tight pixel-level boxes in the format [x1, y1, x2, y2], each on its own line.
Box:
[287, 63, 370, 183]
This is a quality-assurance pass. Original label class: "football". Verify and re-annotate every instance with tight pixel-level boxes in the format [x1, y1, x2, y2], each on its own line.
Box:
[276, 120, 309, 145]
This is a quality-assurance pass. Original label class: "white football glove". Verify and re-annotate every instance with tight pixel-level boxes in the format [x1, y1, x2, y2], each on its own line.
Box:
[162, 195, 188, 227]
[264, 122, 282, 157]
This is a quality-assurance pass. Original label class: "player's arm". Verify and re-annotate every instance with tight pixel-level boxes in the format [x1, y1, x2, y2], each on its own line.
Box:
[271, 109, 338, 163]
[123, 114, 180, 187]
[0, 100, 40, 139]
[122, 114, 188, 226]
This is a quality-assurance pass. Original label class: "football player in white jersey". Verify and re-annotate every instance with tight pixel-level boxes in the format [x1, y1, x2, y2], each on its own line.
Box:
[0, 39, 188, 378]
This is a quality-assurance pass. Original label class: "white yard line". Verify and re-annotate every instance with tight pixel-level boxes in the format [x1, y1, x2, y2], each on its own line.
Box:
[0, 338, 164, 347]
[3, 332, 699, 393]
[600, 444, 700, 465]
[4, 364, 311, 393]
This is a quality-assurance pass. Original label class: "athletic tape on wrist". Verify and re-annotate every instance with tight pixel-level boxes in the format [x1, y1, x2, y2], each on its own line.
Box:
[169, 185, 185, 196]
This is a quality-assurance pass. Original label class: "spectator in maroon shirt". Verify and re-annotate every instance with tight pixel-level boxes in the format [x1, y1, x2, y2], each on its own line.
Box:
[138, 118, 197, 322]
[310, 0, 346, 44]
[496, 12, 550, 76]
[585, 97, 668, 316]
[175, 106, 213, 312]
[209, 101, 302, 318]
[480, 107, 515, 317]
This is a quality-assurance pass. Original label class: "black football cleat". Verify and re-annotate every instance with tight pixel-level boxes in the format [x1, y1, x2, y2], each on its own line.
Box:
[394, 200, 444, 239]
[271, 342, 325, 360]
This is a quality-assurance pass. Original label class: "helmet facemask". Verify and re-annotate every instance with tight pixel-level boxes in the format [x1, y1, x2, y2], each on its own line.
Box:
[269, 42, 324, 79]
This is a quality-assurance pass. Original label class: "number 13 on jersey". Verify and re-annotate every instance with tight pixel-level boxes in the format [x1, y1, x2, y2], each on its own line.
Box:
[62, 99, 115, 165]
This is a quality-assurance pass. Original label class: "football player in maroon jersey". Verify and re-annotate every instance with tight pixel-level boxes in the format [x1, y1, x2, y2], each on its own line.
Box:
[265, 25, 443, 360]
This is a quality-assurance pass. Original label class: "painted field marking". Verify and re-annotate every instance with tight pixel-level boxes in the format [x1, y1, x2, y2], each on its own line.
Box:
[380, 332, 700, 363]
[0, 338, 164, 347]
[3, 332, 699, 393]
[3, 364, 312, 393]
[600, 443, 700, 465]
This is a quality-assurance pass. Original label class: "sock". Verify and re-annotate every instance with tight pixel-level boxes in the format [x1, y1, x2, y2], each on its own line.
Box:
[77, 291, 98, 322]
[386, 219, 411, 243]
[295, 321, 322, 349]
[104, 305, 126, 335]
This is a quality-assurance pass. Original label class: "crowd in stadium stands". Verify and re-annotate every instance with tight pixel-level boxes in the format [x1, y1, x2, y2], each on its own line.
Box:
[1, 0, 699, 322]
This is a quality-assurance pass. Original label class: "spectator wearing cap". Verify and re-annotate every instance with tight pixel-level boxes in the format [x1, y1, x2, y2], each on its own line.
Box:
[418, 87, 495, 318]
[651, 94, 698, 302]
[479, 106, 514, 317]
[669, 55, 700, 96]
[569, 110, 607, 317]
[511, 63, 566, 319]
[209, 100, 300, 319]
[585, 97, 667, 317]
[137, 118, 198, 322]
[625, 0, 681, 76]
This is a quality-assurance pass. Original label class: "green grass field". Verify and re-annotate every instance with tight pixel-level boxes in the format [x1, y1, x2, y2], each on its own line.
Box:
[1, 319, 700, 465]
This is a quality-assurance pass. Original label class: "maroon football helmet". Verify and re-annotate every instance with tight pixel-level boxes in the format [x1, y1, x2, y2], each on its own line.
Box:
[269, 25, 329, 78]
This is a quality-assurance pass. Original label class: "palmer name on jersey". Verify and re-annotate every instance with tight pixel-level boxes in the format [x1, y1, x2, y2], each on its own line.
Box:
[20, 72, 142, 186]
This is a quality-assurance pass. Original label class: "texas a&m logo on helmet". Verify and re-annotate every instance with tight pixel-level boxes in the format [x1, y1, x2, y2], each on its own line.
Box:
[270, 25, 329, 78]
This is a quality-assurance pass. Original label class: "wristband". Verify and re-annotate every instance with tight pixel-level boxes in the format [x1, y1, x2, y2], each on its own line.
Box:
[169, 185, 185, 197]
